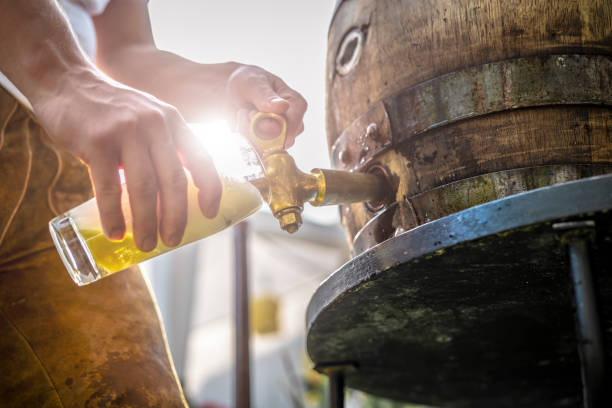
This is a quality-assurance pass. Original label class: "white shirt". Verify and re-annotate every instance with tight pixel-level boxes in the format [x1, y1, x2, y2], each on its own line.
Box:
[0, 0, 111, 109]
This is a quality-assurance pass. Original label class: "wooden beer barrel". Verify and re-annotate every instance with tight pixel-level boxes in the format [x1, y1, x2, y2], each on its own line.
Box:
[326, 0, 612, 254]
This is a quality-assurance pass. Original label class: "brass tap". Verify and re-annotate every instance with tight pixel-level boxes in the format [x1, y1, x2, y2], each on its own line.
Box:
[247, 112, 390, 233]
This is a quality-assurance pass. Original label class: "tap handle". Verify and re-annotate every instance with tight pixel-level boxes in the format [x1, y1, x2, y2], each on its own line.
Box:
[248, 112, 288, 157]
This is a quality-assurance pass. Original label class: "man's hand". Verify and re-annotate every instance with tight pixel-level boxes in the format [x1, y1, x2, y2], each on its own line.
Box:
[94, 1, 308, 146]
[0, 0, 224, 252]
[1, 0, 308, 252]
[32, 68, 222, 251]
[226, 65, 307, 147]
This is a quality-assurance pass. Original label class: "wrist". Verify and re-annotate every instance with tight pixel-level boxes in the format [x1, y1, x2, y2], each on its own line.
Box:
[21, 44, 96, 108]
[28, 62, 100, 111]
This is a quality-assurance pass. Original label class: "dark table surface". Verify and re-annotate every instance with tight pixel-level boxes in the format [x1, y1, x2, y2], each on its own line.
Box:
[306, 174, 612, 408]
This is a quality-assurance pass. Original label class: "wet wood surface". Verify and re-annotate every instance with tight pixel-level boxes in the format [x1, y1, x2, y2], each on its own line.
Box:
[327, 0, 612, 140]
[326, 0, 612, 251]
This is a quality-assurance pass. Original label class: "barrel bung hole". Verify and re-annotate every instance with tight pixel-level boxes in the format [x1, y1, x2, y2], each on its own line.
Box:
[339, 38, 358, 66]
[336, 28, 364, 76]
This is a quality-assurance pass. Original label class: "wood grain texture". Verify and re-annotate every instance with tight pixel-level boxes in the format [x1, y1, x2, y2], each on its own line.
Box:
[327, 0, 612, 250]
[339, 106, 612, 244]
[327, 0, 612, 141]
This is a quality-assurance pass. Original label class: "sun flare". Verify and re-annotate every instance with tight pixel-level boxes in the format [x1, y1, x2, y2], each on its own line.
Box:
[188, 121, 262, 180]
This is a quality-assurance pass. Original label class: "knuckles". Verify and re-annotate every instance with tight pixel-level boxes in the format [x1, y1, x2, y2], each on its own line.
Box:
[243, 72, 267, 89]
[84, 104, 178, 156]
[129, 177, 159, 198]
[228, 65, 266, 91]
[296, 94, 308, 111]
[166, 167, 188, 193]
[226, 66, 308, 139]
[228, 65, 258, 82]
[143, 106, 178, 129]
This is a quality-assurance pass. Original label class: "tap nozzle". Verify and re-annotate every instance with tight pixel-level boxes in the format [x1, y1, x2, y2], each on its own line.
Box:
[277, 208, 302, 233]
[248, 112, 391, 233]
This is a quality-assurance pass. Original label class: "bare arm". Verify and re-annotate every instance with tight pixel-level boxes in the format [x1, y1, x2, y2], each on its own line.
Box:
[0, 0, 221, 251]
[0, 1, 92, 106]
[93, 0, 307, 145]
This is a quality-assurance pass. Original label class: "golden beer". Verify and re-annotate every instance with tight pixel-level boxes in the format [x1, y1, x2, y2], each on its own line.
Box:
[50, 175, 262, 285]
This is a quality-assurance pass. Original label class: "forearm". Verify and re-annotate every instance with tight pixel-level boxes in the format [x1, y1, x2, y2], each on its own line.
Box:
[93, 0, 306, 142]
[0, 0, 95, 107]
[0, 0, 225, 250]
[95, 46, 239, 122]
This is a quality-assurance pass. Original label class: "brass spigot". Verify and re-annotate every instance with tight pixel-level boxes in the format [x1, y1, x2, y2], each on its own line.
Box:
[248, 112, 390, 233]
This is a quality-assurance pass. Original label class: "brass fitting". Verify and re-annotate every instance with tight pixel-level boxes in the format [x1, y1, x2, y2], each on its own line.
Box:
[247, 112, 390, 233]
[277, 209, 302, 234]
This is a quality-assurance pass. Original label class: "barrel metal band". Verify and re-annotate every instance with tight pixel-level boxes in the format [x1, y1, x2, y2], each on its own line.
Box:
[351, 164, 612, 256]
[331, 54, 612, 170]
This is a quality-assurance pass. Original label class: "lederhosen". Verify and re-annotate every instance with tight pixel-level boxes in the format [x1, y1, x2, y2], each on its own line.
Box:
[0, 87, 187, 407]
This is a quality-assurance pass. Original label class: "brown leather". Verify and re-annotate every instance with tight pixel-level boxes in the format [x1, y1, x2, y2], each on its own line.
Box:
[0, 87, 187, 407]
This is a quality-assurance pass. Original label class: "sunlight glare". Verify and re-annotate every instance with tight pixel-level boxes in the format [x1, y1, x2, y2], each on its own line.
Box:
[188, 121, 262, 180]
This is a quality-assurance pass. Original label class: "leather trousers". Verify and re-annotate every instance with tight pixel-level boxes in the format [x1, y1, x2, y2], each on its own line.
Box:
[0, 87, 187, 407]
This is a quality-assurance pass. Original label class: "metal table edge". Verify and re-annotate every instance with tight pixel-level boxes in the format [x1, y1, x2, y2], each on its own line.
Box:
[306, 174, 612, 344]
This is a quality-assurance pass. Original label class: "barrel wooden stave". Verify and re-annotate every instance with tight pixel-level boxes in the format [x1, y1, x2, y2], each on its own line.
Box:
[339, 105, 612, 243]
[327, 0, 612, 141]
[327, 0, 612, 252]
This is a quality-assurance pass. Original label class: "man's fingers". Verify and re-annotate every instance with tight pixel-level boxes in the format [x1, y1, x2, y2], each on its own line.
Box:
[274, 79, 307, 147]
[236, 108, 251, 138]
[88, 156, 125, 241]
[150, 136, 188, 247]
[247, 98, 306, 148]
[227, 67, 307, 148]
[243, 78, 289, 114]
[229, 67, 290, 114]
[174, 124, 222, 219]
[236, 108, 284, 141]
[283, 101, 307, 148]
[122, 141, 159, 252]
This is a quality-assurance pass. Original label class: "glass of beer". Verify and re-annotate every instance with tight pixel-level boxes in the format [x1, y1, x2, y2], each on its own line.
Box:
[49, 123, 264, 285]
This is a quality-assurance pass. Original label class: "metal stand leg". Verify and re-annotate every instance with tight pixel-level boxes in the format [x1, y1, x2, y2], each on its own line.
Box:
[568, 238, 605, 408]
[328, 370, 345, 408]
[234, 222, 250, 408]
